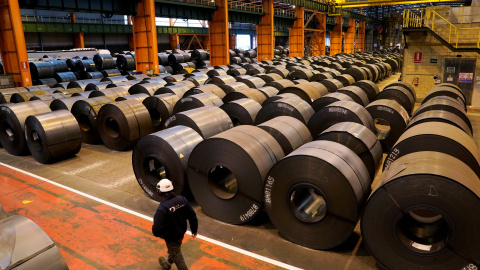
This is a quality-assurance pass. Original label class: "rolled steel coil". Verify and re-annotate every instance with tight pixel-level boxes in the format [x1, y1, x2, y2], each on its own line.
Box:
[101, 69, 122, 78]
[71, 91, 92, 98]
[256, 73, 283, 84]
[128, 82, 163, 96]
[337, 86, 370, 107]
[70, 96, 115, 144]
[362, 64, 380, 82]
[308, 100, 374, 138]
[258, 116, 312, 155]
[214, 65, 229, 71]
[264, 140, 370, 249]
[352, 80, 380, 102]
[246, 68, 265, 76]
[25, 110, 82, 163]
[278, 83, 327, 104]
[386, 82, 417, 102]
[184, 84, 225, 98]
[362, 151, 480, 270]
[101, 76, 128, 84]
[0, 101, 51, 155]
[310, 72, 334, 82]
[344, 67, 367, 81]
[255, 96, 315, 125]
[143, 94, 179, 131]
[85, 82, 110, 91]
[258, 86, 279, 98]
[316, 122, 382, 179]
[172, 92, 223, 114]
[422, 86, 466, 109]
[97, 99, 152, 151]
[89, 87, 130, 100]
[311, 92, 354, 112]
[0, 87, 29, 104]
[287, 69, 314, 81]
[75, 59, 96, 72]
[116, 54, 135, 72]
[383, 122, 480, 177]
[50, 96, 87, 111]
[66, 59, 77, 71]
[376, 86, 415, 115]
[54, 71, 77, 83]
[266, 79, 295, 90]
[319, 79, 344, 93]
[205, 75, 236, 85]
[168, 54, 185, 66]
[437, 82, 462, 92]
[10, 90, 54, 103]
[236, 77, 265, 89]
[67, 79, 102, 90]
[207, 69, 227, 77]
[220, 98, 262, 126]
[29, 61, 54, 79]
[187, 125, 284, 224]
[334, 74, 356, 87]
[366, 99, 409, 153]
[116, 93, 149, 102]
[186, 76, 208, 87]
[30, 93, 67, 105]
[106, 80, 139, 90]
[414, 96, 471, 131]
[158, 54, 169, 66]
[163, 74, 185, 83]
[192, 49, 208, 61]
[155, 84, 191, 98]
[93, 54, 116, 70]
[222, 88, 268, 104]
[406, 110, 472, 137]
[230, 57, 242, 64]
[35, 78, 58, 87]
[132, 125, 203, 200]
[25, 86, 52, 91]
[53, 82, 69, 89]
[267, 67, 289, 78]
[216, 82, 249, 97]
[82, 71, 104, 80]
[165, 106, 233, 138]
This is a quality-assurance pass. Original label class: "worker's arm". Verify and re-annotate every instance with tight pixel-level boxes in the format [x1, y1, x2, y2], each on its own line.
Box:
[152, 206, 166, 238]
[185, 198, 198, 237]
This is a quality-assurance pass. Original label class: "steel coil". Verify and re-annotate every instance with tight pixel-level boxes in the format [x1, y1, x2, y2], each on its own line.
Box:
[255, 96, 315, 125]
[163, 74, 186, 83]
[344, 67, 367, 81]
[386, 82, 417, 102]
[29, 61, 54, 79]
[116, 54, 135, 71]
[85, 82, 110, 91]
[54, 71, 77, 83]
[211, 82, 248, 97]
[279, 83, 327, 104]
[158, 54, 169, 66]
[334, 74, 356, 87]
[25, 110, 81, 163]
[67, 79, 102, 90]
[256, 73, 283, 84]
[337, 86, 370, 106]
[267, 67, 289, 78]
[222, 88, 268, 104]
[319, 79, 344, 92]
[172, 92, 223, 114]
[362, 151, 480, 270]
[89, 87, 130, 100]
[101, 69, 122, 77]
[93, 54, 116, 70]
[97, 99, 152, 151]
[310, 92, 354, 112]
[128, 82, 162, 96]
[183, 84, 224, 98]
[30, 93, 67, 105]
[75, 59, 96, 72]
[10, 90, 54, 103]
[133, 125, 203, 200]
[207, 69, 228, 77]
[316, 122, 382, 179]
[53, 82, 69, 89]
[164, 106, 233, 138]
[168, 54, 185, 66]
[205, 75, 236, 85]
[237, 77, 266, 89]
[50, 96, 87, 111]
[116, 93, 149, 102]
[376, 86, 415, 115]
[257, 86, 279, 98]
[0, 87, 29, 104]
[264, 140, 370, 249]
[383, 122, 480, 177]
[352, 80, 380, 102]
[308, 100, 374, 138]
[414, 96, 471, 130]
[192, 49, 208, 61]
[187, 125, 284, 224]
[70, 96, 115, 144]
[422, 87, 466, 109]
[266, 79, 295, 90]
[127, 74, 149, 81]
[406, 110, 472, 137]
[0, 101, 52, 155]
[35, 78, 58, 87]
[142, 94, 179, 131]
[155, 84, 191, 98]
[186, 75, 208, 86]
[100, 76, 128, 84]
[258, 116, 312, 155]
[310, 72, 333, 82]
[220, 98, 261, 126]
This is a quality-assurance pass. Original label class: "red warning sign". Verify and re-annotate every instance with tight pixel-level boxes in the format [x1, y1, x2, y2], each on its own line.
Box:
[21, 61, 29, 72]
[414, 52, 422, 63]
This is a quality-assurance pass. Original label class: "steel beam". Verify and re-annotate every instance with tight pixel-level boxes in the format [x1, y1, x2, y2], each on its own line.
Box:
[229, 35, 236, 50]
[203, 35, 211, 50]
[344, 18, 355, 53]
[338, 0, 458, 8]
[170, 34, 179, 50]
[133, 0, 159, 74]
[358, 21, 366, 51]
[209, 0, 229, 66]
[71, 13, 85, 48]
[257, 0, 274, 61]
[330, 16, 343, 56]
[312, 12, 327, 56]
[289, 6, 304, 57]
[0, 0, 32, 86]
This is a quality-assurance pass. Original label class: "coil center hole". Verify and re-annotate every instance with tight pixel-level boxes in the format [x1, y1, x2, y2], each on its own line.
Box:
[374, 118, 391, 140]
[147, 108, 162, 127]
[208, 165, 238, 200]
[144, 157, 167, 185]
[77, 114, 91, 132]
[289, 185, 327, 223]
[4, 122, 15, 142]
[230, 117, 241, 127]
[397, 208, 449, 253]
[105, 118, 120, 138]
[30, 130, 43, 152]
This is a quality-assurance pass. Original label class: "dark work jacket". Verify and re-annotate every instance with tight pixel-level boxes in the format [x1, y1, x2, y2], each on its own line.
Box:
[152, 194, 198, 242]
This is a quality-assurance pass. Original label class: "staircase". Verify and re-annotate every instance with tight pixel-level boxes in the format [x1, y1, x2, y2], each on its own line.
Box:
[403, 7, 480, 54]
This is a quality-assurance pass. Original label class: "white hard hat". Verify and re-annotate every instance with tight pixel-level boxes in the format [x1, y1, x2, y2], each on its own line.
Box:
[157, 179, 174, 193]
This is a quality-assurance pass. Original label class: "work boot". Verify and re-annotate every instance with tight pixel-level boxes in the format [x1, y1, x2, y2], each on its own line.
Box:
[158, 257, 171, 270]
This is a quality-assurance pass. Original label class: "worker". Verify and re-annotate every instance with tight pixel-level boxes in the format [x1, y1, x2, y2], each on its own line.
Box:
[152, 179, 198, 270]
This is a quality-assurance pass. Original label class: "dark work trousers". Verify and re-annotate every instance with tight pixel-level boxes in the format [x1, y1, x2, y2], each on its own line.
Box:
[165, 237, 188, 270]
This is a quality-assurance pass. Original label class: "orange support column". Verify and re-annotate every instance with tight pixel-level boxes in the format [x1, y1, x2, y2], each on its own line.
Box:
[256, 0, 274, 61]
[358, 21, 366, 52]
[344, 18, 355, 53]
[330, 16, 343, 56]
[203, 35, 210, 50]
[170, 34, 179, 50]
[127, 16, 135, 51]
[229, 35, 236, 50]
[133, 0, 159, 74]
[0, 0, 32, 86]
[289, 6, 304, 57]
[71, 12, 85, 48]
[209, 0, 229, 66]
[311, 12, 327, 56]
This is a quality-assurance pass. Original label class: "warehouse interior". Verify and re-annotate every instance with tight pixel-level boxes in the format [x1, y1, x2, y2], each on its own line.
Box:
[0, 0, 479, 269]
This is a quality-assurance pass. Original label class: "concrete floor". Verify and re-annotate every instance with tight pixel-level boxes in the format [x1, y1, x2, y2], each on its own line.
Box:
[4, 72, 475, 270]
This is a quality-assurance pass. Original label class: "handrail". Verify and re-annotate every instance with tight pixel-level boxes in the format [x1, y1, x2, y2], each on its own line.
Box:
[21, 15, 127, 25]
[403, 7, 480, 50]
[228, 1, 263, 13]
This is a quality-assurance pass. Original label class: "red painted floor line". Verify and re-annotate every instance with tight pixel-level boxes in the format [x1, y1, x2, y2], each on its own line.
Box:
[0, 165, 282, 270]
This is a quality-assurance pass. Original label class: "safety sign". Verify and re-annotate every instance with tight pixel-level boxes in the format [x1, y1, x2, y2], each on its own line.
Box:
[458, 72, 474, 83]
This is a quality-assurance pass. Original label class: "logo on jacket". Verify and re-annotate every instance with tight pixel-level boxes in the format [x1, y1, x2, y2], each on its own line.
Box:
[169, 203, 185, 212]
